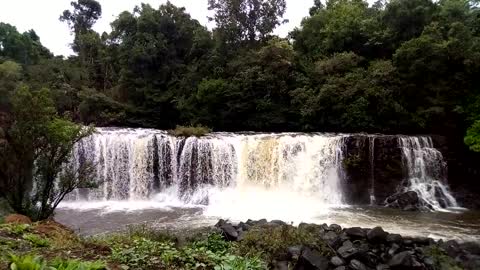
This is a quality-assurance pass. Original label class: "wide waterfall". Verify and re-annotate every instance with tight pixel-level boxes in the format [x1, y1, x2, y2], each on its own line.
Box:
[70, 128, 347, 206]
[69, 128, 459, 212]
[398, 137, 459, 210]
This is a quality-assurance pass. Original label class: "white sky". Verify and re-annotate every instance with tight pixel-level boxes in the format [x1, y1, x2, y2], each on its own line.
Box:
[0, 0, 313, 56]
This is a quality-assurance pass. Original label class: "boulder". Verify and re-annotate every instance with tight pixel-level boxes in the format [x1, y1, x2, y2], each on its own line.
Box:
[330, 256, 345, 267]
[388, 251, 415, 269]
[4, 214, 32, 224]
[329, 224, 342, 232]
[287, 246, 303, 260]
[333, 267, 346, 270]
[294, 248, 329, 270]
[386, 234, 403, 244]
[337, 242, 361, 260]
[273, 260, 289, 270]
[349, 259, 367, 270]
[376, 264, 389, 270]
[345, 227, 366, 239]
[219, 223, 238, 241]
[271, 220, 287, 226]
[367, 227, 389, 243]
[385, 191, 421, 211]
[322, 231, 343, 250]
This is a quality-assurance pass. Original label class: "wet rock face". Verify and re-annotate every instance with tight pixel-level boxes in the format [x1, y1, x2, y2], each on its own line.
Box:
[216, 219, 478, 270]
[385, 191, 422, 211]
[342, 135, 404, 205]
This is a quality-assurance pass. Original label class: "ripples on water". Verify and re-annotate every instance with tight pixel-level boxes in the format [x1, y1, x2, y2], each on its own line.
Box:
[56, 201, 480, 242]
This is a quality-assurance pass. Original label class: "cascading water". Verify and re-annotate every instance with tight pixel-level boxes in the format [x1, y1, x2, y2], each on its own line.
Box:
[68, 128, 459, 216]
[70, 129, 347, 211]
[398, 137, 458, 210]
[368, 136, 376, 205]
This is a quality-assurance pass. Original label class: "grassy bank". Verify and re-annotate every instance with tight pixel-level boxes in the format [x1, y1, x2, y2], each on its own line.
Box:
[0, 218, 468, 270]
[0, 221, 266, 270]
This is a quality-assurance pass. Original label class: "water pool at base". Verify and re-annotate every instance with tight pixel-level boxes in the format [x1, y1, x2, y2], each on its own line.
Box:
[56, 202, 480, 242]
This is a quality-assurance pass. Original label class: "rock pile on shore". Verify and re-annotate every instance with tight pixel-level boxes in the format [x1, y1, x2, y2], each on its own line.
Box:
[216, 219, 480, 270]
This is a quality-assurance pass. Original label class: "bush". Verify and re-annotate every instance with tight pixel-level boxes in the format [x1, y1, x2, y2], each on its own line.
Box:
[168, 125, 211, 137]
[8, 255, 106, 270]
[236, 225, 333, 263]
[423, 246, 463, 270]
[23, 233, 50, 247]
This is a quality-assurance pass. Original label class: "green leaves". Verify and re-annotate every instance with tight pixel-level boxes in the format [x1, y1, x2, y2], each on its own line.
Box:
[465, 120, 480, 152]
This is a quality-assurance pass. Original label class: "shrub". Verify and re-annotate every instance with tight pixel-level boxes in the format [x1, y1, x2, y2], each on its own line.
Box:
[423, 246, 463, 270]
[168, 125, 211, 137]
[8, 254, 46, 270]
[23, 233, 50, 248]
[8, 255, 106, 270]
[236, 225, 333, 263]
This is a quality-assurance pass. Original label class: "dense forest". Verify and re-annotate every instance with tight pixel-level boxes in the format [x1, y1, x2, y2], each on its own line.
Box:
[0, 0, 479, 151]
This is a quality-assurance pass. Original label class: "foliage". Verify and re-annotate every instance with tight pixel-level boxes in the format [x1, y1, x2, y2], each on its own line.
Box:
[423, 245, 463, 270]
[208, 0, 287, 45]
[8, 255, 106, 270]
[0, 86, 95, 221]
[23, 234, 50, 248]
[8, 255, 47, 270]
[169, 125, 212, 137]
[465, 120, 480, 152]
[237, 224, 333, 263]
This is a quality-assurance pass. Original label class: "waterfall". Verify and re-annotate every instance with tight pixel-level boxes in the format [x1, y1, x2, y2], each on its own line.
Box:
[398, 137, 458, 210]
[71, 129, 347, 205]
[69, 128, 459, 212]
[368, 136, 376, 205]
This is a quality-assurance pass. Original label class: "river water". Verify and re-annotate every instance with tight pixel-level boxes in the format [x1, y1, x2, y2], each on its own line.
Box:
[55, 201, 480, 242]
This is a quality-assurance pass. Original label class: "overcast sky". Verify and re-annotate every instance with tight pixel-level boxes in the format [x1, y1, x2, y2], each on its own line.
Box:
[0, 0, 313, 56]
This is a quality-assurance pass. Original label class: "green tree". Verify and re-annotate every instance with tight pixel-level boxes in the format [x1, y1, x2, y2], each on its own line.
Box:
[0, 86, 94, 221]
[208, 0, 287, 45]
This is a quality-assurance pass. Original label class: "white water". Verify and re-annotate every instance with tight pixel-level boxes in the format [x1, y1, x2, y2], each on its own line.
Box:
[368, 136, 376, 205]
[65, 128, 460, 220]
[399, 137, 459, 211]
[70, 129, 347, 213]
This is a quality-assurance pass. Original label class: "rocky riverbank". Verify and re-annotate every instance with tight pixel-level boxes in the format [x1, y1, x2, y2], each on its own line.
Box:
[216, 219, 480, 270]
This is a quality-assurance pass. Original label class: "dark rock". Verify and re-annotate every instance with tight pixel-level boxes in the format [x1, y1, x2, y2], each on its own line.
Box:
[273, 261, 289, 270]
[333, 267, 346, 270]
[412, 237, 430, 246]
[349, 259, 367, 270]
[323, 231, 343, 250]
[337, 242, 360, 259]
[376, 264, 389, 270]
[238, 222, 251, 232]
[386, 234, 403, 244]
[295, 248, 329, 270]
[441, 240, 462, 258]
[329, 224, 342, 232]
[246, 219, 255, 226]
[385, 191, 421, 211]
[321, 223, 330, 231]
[330, 256, 345, 267]
[257, 218, 268, 225]
[219, 223, 238, 241]
[345, 227, 366, 239]
[388, 243, 400, 257]
[287, 246, 303, 260]
[388, 251, 414, 269]
[271, 220, 287, 226]
[403, 237, 414, 246]
[461, 254, 480, 270]
[460, 241, 480, 255]
[215, 219, 226, 227]
[367, 227, 389, 243]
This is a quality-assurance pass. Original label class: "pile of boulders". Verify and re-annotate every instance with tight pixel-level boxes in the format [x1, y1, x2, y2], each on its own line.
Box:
[215, 219, 480, 270]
